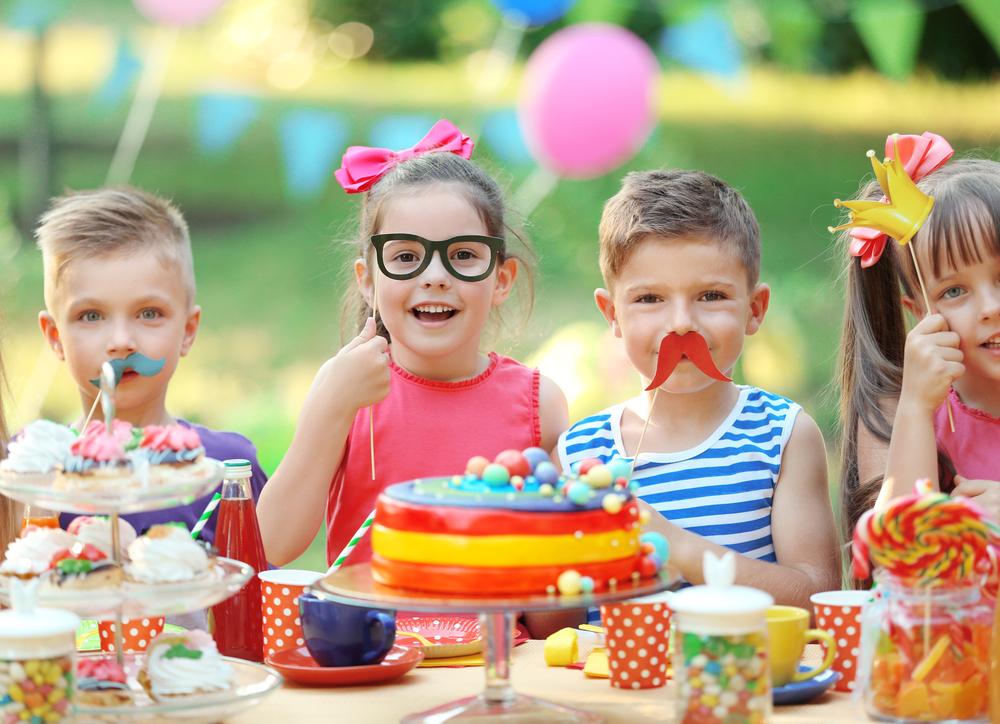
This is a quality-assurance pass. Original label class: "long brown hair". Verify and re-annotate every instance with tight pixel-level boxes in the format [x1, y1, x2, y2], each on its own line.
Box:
[338, 151, 535, 346]
[838, 158, 1000, 564]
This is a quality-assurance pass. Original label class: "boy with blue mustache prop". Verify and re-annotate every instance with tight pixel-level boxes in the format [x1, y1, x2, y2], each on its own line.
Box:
[35, 187, 268, 545]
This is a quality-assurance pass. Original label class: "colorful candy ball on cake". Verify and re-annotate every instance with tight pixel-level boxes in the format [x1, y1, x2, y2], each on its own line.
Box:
[583, 464, 613, 489]
[606, 457, 632, 482]
[602, 493, 624, 515]
[567, 482, 592, 505]
[481, 463, 510, 487]
[576, 458, 602, 476]
[641, 532, 669, 564]
[533, 461, 560, 486]
[557, 569, 582, 595]
[494, 449, 531, 478]
[465, 455, 490, 477]
[522, 447, 550, 472]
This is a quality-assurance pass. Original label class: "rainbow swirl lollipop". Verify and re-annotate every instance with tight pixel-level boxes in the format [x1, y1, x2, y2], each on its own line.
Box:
[853, 480, 1000, 586]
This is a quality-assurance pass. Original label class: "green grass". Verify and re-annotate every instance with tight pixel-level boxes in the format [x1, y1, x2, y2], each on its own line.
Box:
[1, 91, 993, 572]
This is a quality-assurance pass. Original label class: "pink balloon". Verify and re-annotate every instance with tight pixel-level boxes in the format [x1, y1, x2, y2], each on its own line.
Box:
[133, 0, 227, 26]
[519, 24, 659, 179]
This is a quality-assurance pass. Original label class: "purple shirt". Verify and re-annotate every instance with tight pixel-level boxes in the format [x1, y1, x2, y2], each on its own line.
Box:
[58, 420, 268, 544]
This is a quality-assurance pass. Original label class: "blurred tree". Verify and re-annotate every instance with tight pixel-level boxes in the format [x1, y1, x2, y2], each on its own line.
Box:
[311, 0, 448, 60]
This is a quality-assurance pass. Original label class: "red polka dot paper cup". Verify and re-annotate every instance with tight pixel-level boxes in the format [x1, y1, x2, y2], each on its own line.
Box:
[259, 569, 322, 658]
[810, 590, 872, 692]
[98, 617, 165, 653]
[601, 593, 672, 689]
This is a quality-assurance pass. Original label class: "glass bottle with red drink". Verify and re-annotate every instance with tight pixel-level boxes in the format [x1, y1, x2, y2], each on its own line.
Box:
[210, 458, 267, 662]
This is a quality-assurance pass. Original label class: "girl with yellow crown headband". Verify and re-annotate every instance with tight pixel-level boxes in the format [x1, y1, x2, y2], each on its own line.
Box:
[834, 132, 1000, 562]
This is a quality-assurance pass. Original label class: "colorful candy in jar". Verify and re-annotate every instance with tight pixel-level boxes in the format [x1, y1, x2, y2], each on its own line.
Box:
[669, 552, 773, 724]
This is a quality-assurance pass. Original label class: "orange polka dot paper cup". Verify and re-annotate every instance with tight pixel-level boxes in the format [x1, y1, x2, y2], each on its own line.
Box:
[98, 617, 165, 653]
[601, 593, 672, 689]
[810, 590, 871, 692]
[259, 569, 322, 658]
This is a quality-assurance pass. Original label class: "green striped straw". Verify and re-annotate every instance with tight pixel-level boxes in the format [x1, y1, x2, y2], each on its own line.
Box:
[190, 492, 222, 540]
[326, 510, 375, 575]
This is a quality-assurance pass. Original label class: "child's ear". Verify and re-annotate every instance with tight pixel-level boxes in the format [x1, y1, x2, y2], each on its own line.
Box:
[900, 295, 922, 319]
[38, 311, 65, 360]
[745, 283, 770, 336]
[491, 257, 518, 305]
[179, 305, 202, 357]
[594, 288, 621, 337]
[354, 257, 374, 307]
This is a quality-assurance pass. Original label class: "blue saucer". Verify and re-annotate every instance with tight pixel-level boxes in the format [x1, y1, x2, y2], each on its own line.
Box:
[772, 667, 841, 705]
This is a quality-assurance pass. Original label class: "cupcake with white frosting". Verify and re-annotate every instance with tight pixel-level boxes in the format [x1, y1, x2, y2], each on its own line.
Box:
[0, 420, 77, 474]
[125, 524, 212, 583]
[0, 527, 75, 578]
[67, 516, 137, 559]
[138, 630, 233, 700]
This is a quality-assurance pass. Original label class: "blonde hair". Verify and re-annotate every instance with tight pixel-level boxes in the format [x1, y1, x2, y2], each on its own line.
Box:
[599, 170, 760, 288]
[36, 187, 195, 308]
[339, 152, 535, 342]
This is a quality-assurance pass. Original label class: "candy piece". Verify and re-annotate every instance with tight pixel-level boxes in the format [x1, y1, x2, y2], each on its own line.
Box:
[557, 569, 582, 595]
[481, 464, 510, 487]
[898, 681, 930, 719]
[494, 449, 531, 478]
[566, 482, 592, 506]
[465, 456, 490, 477]
[577, 458, 602, 475]
[640, 532, 669, 564]
[543, 627, 578, 666]
[912, 634, 949, 682]
[639, 555, 658, 578]
[510, 476, 524, 492]
[579, 576, 595, 593]
[583, 465, 612, 489]
[601, 494, 623, 515]
[538, 483, 555, 497]
[606, 458, 632, 483]
[522, 447, 550, 473]
[533, 461, 560, 486]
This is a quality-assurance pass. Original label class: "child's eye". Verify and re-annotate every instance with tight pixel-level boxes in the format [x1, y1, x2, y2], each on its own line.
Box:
[450, 248, 480, 261]
[940, 286, 965, 300]
[139, 308, 162, 320]
[635, 294, 661, 304]
[700, 291, 726, 302]
[394, 252, 420, 263]
[79, 311, 102, 322]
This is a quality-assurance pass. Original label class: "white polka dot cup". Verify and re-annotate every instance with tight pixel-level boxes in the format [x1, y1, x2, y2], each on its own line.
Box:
[98, 617, 164, 652]
[810, 590, 871, 692]
[600, 595, 672, 689]
[259, 569, 322, 658]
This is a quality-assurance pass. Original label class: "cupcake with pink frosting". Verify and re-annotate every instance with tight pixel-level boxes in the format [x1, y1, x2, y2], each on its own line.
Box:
[54, 420, 135, 491]
[138, 424, 212, 483]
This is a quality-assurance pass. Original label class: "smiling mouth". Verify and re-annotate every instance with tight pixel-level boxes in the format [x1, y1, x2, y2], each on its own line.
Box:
[412, 304, 458, 322]
[982, 334, 1000, 349]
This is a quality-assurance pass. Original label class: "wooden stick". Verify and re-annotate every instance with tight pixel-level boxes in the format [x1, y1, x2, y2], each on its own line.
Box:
[907, 243, 956, 433]
[369, 271, 379, 480]
[80, 393, 101, 431]
[630, 388, 659, 475]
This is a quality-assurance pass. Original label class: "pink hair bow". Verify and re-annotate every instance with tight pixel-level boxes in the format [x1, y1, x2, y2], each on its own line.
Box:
[334, 119, 475, 194]
[849, 132, 954, 268]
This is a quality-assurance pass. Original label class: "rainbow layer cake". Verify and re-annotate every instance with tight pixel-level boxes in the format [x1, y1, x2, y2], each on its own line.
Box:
[372, 448, 668, 595]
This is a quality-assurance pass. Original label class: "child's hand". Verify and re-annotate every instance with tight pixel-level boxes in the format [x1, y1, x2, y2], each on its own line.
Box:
[952, 476, 1000, 523]
[900, 313, 964, 413]
[309, 318, 390, 414]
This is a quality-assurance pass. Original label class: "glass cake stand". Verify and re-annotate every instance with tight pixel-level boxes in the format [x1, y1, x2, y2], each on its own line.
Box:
[311, 563, 682, 723]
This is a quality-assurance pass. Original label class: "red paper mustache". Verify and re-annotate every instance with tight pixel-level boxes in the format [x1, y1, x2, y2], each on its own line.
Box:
[645, 332, 732, 391]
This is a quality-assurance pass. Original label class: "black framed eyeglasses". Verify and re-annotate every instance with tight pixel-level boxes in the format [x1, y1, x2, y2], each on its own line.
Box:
[370, 233, 505, 282]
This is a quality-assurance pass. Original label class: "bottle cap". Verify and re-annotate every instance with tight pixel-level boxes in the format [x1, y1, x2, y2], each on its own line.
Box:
[223, 458, 252, 478]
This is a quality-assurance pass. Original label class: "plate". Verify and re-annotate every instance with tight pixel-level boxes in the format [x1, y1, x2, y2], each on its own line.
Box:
[0, 458, 224, 515]
[772, 667, 841, 705]
[72, 652, 282, 722]
[397, 615, 483, 658]
[265, 644, 423, 686]
[0, 557, 254, 619]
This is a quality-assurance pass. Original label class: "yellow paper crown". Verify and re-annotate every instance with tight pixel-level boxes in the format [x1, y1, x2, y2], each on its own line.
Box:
[828, 136, 935, 245]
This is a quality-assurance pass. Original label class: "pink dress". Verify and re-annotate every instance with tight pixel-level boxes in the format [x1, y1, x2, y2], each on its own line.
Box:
[934, 389, 1000, 483]
[325, 352, 541, 566]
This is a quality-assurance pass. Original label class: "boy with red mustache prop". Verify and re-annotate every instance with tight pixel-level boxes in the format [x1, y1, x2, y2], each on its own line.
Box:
[557, 170, 839, 609]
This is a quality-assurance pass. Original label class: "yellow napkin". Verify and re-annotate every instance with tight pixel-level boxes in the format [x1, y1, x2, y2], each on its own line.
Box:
[583, 647, 609, 678]
[417, 653, 487, 667]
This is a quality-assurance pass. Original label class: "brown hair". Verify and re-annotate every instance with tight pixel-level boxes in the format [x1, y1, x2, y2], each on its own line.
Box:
[340, 151, 535, 342]
[36, 186, 195, 309]
[837, 158, 1000, 573]
[599, 169, 761, 288]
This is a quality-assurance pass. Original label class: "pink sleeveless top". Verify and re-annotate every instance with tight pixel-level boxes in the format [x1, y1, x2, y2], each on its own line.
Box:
[325, 352, 541, 566]
[934, 389, 1000, 483]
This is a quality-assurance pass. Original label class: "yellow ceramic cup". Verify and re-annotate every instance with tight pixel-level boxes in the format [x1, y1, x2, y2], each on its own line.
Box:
[766, 605, 836, 687]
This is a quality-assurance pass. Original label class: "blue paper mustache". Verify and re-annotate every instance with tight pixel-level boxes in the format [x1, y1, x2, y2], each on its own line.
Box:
[89, 353, 166, 387]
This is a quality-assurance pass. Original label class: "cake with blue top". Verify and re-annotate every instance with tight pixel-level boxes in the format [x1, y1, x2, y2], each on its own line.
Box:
[371, 448, 669, 595]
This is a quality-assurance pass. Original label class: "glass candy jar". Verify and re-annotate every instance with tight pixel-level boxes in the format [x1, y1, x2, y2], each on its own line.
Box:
[859, 572, 994, 722]
[670, 552, 774, 724]
[0, 605, 79, 723]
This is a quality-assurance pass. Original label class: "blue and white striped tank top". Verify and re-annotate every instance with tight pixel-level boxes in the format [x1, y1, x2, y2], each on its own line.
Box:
[557, 386, 800, 563]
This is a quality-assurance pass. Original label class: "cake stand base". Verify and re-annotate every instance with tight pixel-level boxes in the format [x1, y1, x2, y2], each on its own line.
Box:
[402, 692, 603, 723]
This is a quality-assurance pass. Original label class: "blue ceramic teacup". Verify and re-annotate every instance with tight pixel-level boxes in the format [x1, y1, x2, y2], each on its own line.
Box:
[299, 593, 396, 667]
